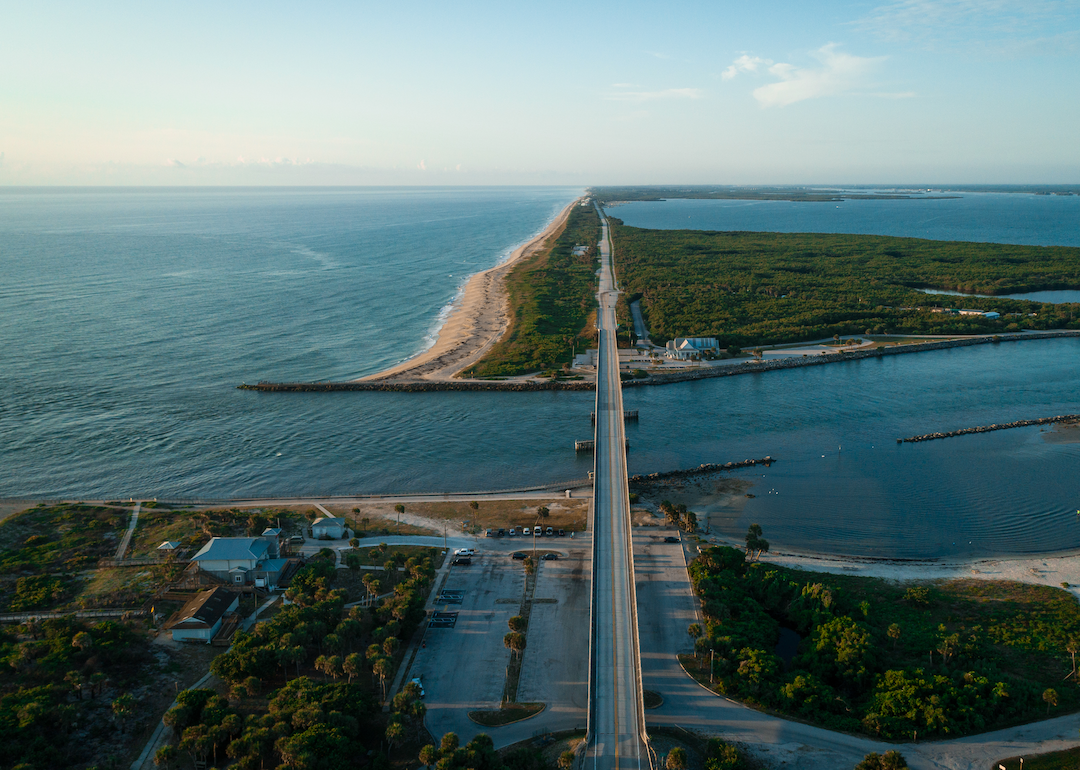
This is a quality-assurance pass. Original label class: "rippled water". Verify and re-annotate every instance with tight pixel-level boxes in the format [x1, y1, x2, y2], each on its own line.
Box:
[3, 188, 1079, 558]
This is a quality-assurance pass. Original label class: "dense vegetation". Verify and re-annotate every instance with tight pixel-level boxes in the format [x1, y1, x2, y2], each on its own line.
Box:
[609, 219, 1080, 347]
[161, 553, 437, 768]
[689, 546, 1080, 739]
[464, 203, 600, 377]
[0, 504, 126, 586]
[0, 616, 154, 769]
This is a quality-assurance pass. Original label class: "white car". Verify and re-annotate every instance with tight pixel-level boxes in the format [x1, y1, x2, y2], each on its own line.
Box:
[409, 677, 425, 698]
[454, 548, 476, 557]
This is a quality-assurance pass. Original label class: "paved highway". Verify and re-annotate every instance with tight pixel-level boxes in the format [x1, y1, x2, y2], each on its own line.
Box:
[587, 206, 651, 770]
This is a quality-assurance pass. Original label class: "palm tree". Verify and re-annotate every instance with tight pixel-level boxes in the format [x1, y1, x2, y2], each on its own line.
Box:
[419, 744, 438, 768]
[386, 720, 406, 752]
[504, 632, 526, 659]
[1044, 687, 1058, 715]
[343, 653, 362, 684]
[111, 692, 135, 734]
[373, 656, 393, 701]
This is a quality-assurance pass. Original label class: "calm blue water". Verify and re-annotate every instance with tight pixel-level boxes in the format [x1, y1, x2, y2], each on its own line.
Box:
[611, 192, 1080, 247]
[3, 188, 1079, 558]
[916, 288, 1080, 303]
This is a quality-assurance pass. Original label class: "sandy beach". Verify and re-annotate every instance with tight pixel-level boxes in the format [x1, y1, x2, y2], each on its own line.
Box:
[700, 531, 1080, 599]
[360, 198, 580, 382]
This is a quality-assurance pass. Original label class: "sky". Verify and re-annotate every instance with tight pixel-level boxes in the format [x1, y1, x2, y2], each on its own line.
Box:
[1, 0, 1078, 185]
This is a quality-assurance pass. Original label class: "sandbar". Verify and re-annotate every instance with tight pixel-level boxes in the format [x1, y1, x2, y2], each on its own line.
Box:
[359, 199, 579, 382]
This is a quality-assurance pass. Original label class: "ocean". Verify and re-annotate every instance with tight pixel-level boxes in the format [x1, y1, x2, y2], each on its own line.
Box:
[2, 187, 1079, 558]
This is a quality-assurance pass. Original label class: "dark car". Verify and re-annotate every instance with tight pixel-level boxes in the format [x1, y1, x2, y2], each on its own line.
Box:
[451, 556, 472, 566]
[512, 552, 527, 560]
[497, 528, 506, 537]
[664, 536, 680, 543]
[542, 553, 558, 561]
[558, 529, 566, 537]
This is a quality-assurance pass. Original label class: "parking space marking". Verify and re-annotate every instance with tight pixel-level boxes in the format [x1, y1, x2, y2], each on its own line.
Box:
[439, 590, 464, 604]
[429, 611, 459, 629]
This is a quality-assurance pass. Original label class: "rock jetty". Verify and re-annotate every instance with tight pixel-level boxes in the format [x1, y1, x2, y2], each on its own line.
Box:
[630, 456, 774, 483]
[900, 414, 1080, 443]
[238, 380, 594, 393]
[239, 330, 1080, 393]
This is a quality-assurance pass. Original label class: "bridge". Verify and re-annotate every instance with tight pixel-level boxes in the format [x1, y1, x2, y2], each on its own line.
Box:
[586, 205, 652, 769]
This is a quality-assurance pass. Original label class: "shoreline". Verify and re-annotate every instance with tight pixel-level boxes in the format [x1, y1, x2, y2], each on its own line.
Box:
[240, 329, 1080, 391]
[357, 198, 580, 382]
[697, 531, 1080, 600]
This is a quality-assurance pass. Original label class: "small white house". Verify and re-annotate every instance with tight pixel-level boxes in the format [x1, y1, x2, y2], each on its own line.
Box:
[311, 516, 347, 540]
[665, 337, 720, 360]
[164, 587, 239, 643]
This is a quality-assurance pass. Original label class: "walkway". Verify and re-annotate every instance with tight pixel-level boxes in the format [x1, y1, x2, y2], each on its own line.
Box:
[114, 502, 142, 560]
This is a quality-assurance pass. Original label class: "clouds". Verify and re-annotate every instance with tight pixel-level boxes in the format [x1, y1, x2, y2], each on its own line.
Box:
[722, 55, 772, 81]
[723, 44, 901, 108]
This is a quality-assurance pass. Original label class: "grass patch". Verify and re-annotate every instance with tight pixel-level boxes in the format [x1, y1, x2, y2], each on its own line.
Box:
[463, 203, 601, 377]
[469, 702, 545, 726]
[996, 748, 1080, 770]
[643, 689, 664, 709]
[347, 499, 589, 535]
[0, 503, 127, 575]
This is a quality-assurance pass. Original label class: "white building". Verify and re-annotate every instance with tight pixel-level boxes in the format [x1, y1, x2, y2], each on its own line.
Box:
[959, 309, 1001, 318]
[311, 515, 348, 540]
[665, 337, 720, 360]
[164, 587, 239, 643]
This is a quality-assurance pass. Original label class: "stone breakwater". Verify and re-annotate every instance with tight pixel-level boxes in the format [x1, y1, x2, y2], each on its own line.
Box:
[630, 456, 774, 483]
[238, 380, 595, 393]
[900, 415, 1080, 443]
[238, 330, 1080, 393]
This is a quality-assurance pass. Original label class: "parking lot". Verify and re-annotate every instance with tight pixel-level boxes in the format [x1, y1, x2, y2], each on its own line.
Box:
[415, 533, 591, 745]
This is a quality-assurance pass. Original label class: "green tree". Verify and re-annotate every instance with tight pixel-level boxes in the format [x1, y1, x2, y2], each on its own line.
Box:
[440, 732, 459, 755]
[558, 750, 576, 770]
[666, 746, 688, 770]
[111, 692, 136, 733]
[386, 720, 406, 751]
[420, 744, 439, 768]
[508, 615, 526, 633]
[887, 623, 901, 650]
[537, 506, 550, 518]
[1044, 687, 1058, 714]
[504, 632, 527, 659]
[854, 750, 908, 769]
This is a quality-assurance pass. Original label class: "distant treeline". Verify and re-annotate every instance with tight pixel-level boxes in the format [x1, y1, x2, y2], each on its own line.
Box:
[590, 185, 955, 203]
[609, 219, 1080, 347]
[464, 203, 600, 378]
[590, 185, 1077, 202]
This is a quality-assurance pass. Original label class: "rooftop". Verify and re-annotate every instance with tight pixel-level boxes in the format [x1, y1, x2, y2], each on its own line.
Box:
[191, 537, 270, 563]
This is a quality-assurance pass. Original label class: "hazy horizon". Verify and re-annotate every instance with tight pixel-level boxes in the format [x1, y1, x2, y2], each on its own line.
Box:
[3, 1, 1078, 186]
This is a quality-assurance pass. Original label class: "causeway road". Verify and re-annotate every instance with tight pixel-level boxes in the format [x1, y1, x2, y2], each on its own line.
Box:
[587, 206, 650, 770]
